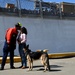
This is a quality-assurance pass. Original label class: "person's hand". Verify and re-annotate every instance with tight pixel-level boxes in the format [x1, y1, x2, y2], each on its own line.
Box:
[7, 41, 10, 44]
[7, 41, 10, 47]
[17, 41, 20, 44]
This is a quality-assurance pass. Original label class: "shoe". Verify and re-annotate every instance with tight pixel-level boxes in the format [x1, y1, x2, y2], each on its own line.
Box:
[0, 67, 4, 70]
[21, 66, 25, 69]
[10, 66, 15, 69]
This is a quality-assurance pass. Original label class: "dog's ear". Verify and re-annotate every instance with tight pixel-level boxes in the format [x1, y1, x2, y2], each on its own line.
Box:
[26, 44, 29, 49]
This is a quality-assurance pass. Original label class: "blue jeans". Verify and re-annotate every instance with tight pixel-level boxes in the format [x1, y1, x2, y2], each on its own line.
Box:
[18, 43, 27, 67]
[1, 40, 14, 68]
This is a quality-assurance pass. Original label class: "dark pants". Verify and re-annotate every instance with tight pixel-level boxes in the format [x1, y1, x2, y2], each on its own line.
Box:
[1, 41, 15, 68]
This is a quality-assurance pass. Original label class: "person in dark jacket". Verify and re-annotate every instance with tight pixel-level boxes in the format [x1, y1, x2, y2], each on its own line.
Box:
[0, 22, 22, 70]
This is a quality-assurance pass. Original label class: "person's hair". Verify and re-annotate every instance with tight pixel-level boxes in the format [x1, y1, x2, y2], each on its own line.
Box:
[21, 27, 28, 35]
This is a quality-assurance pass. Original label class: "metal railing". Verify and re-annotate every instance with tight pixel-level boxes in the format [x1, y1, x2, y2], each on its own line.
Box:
[0, 0, 75, 19]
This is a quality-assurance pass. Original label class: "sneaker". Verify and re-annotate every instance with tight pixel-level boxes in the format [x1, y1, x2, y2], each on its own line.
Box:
[21, 66, 25, 69]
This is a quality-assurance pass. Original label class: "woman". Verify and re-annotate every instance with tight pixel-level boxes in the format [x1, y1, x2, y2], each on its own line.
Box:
[17, 27, 28, 69]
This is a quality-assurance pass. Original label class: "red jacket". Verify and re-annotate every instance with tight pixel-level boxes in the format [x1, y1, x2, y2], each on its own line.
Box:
[5, 27, 18, 45]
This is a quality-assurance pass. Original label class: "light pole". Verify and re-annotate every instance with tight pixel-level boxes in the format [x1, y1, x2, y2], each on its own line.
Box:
[59, 3, 62, 19]
[18, 0, 21, 17]
[16, 0, 21, 17]
[39, 0, 43, 18]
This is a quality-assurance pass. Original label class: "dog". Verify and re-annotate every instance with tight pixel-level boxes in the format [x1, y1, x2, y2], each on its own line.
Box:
[23, 44, 50, 72]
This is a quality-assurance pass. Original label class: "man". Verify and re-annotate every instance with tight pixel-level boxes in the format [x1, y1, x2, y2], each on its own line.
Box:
[0, 22, 22, 70]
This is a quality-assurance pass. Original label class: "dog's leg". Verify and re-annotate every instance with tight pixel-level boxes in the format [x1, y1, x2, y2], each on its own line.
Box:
[28, 59, 33, 71]
[47, 58, 50, 71]
[31, 60, 33, 70]
[41, 54, 50, 72]
[44, 53, 50, 71]
[27, 55, 31, 71]
[42, 62, 47, 72]
[44, 65, 47, 72]
[28, 61, 31, 71]
[40, 55, 46, 72]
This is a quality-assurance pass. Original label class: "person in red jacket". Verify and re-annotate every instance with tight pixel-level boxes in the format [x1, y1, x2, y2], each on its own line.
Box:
[0, 22, 22, 70]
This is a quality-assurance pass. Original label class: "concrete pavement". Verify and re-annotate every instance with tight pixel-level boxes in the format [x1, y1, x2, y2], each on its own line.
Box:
[0, 57, 75, 75]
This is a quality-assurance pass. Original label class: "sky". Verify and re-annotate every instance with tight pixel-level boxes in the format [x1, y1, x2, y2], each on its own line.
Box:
[0, 0, 75, 9]
[43, 0, 75, 3]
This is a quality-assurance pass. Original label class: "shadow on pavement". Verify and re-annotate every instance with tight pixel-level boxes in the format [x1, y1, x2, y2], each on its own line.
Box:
[32, 65, 62, 72]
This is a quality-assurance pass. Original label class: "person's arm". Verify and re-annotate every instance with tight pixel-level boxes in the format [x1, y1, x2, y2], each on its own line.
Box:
[6, 28, 13, 44]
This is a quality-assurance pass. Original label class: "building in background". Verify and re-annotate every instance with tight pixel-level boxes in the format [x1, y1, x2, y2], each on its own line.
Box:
[0, 0, 75, 17]
[60, 2, 75, 15]
[6, 3, 15, 8]
[34, 1, 59, 15]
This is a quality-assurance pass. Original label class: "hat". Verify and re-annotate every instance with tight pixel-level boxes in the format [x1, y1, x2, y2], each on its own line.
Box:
[15, 22, 22, 27]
